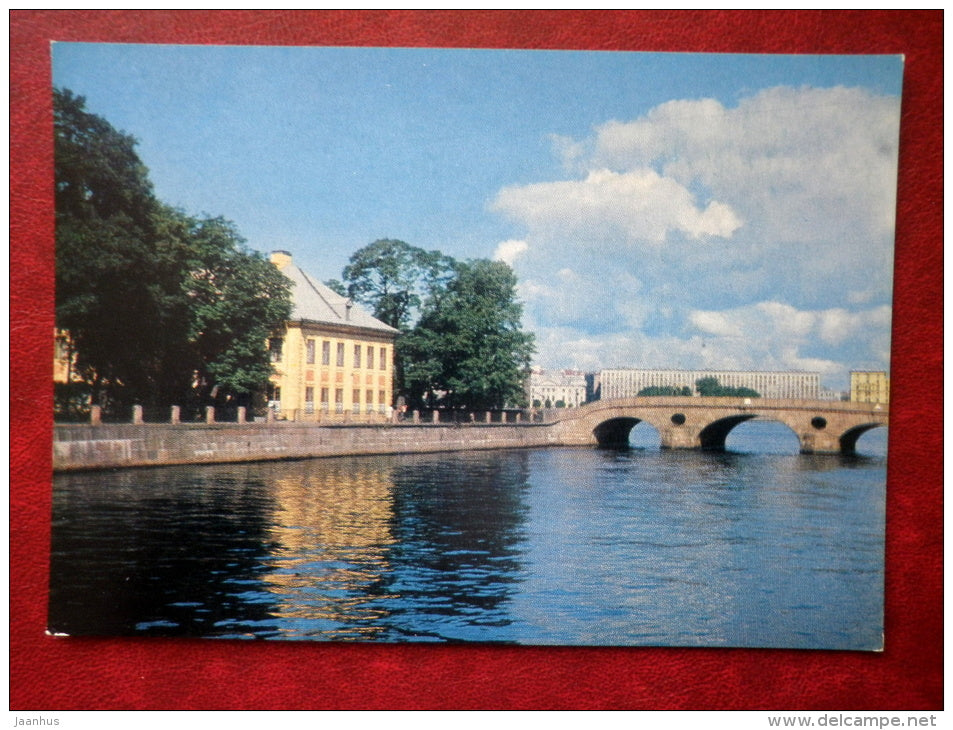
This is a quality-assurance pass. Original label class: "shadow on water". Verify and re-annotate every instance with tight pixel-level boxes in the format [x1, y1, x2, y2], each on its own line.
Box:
[49, 464, 284, 638]
[371, 453, 531, 642]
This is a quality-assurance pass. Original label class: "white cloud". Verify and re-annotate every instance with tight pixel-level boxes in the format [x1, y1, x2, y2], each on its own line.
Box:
[491, 84, 900, 387]
[816, 306, 893, 347]
[589, 86, 900, 261]
[682, 301, 892, 385]
[493, 238, 529, 265]
[528, 327, 709, 373]
[689, 310, 743, 338]
[493, 168, 742, 244]
[753, 301, 817, 339]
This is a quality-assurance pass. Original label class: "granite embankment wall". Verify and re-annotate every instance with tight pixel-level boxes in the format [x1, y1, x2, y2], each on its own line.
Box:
[53, 422, 563, 471]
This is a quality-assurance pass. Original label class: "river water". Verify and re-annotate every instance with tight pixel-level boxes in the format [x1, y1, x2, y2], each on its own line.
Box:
[48, 421, 887, 649]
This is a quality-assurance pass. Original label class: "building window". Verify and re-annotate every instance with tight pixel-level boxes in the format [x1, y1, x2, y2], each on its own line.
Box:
[366, 389, 374, 413]
[269, 338, 283, 363]
[322, 340, 330, 366]
[354, 344, 362, 369]
[336, 343, 345, 367]
[379, 390, 386, 411]
[305, 387, 314, 414]
[335, 388, 344, 413]
[367, 346, 375, 370]
[306, 339, 316, 365]
[352, 389, 361, 414]
[379, 347, 387, 371]
[320, 387, 329, 412]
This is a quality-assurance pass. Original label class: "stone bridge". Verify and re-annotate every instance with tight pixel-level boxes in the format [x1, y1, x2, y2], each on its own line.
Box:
[549, 397, 888, 454]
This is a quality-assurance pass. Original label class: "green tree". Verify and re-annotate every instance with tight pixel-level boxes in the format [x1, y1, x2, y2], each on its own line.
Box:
[54, 88, 155, 227]
[340, 238, 454, 331]
[694, 377, 720, 396]
[54, 87, 178, 410]
[54, 88, 292, 416]
[638, 385, 693, 396]
[401, 258, 535, 411]
[695, 377, 760, 398]
[180, 215, 292, 408]
[335, 238, 454, 399]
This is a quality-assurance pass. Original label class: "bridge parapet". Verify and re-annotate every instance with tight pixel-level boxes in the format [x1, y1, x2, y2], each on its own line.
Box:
[552, 397, 888, 454]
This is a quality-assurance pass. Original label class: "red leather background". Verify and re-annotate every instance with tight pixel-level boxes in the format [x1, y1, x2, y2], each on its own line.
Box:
[10, 11, 942, 710]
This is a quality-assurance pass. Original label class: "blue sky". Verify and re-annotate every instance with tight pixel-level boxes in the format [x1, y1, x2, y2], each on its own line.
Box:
[52, 44, 904, 389]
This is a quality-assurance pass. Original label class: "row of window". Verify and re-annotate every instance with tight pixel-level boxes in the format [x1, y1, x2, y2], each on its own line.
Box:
[309, 340, 388, 369]
[271, 386, 388, 409]
[298, 387, 388, 414]
[270, 338, 388, 371]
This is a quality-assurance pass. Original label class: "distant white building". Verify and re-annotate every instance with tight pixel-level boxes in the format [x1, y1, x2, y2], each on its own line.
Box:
[527, 368, 588, 408]
[819, 387, 848, 402]
[600, 368, 820, 400]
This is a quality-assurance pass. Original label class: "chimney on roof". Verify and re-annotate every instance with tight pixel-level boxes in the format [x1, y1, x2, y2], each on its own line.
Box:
[345, 298, 353, 321]
[270, 250, 292, 270]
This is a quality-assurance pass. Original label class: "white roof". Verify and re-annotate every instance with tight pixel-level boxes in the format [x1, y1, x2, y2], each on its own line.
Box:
[280, 260, 398, 336]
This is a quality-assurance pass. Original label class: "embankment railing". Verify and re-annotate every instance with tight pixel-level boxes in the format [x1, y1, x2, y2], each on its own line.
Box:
[63, 405, 566, 426]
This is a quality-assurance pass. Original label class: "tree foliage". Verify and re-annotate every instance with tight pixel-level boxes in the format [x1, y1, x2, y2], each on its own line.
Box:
[638, 385, 693, 397]
[179, 215, 293, 406]
[54, 88, 291, 416]
[400, 258, 535, 411]
[694, 377, 760, 398]
[339, 238, 454, 331]
[55, 87, 180, 409]
[332, 239, 456, 401]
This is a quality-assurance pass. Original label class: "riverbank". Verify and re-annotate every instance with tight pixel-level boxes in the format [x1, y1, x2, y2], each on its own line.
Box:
[53, 421, 561, 471]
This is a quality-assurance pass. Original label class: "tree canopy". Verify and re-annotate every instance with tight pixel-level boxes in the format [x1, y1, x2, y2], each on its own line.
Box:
[638, 385, 693, 397]
[54, 88, 291, 417]
[178, 215, 293, 407]
[694, 377, 760, 398]
[400, 258, 536, 411]
[333, 239, 534, 411]
[333, 238, 454, 331]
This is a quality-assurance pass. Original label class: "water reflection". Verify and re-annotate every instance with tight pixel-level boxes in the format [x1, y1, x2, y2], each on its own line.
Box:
[261, 460, 398, 640]
[49, 424, 885, 648]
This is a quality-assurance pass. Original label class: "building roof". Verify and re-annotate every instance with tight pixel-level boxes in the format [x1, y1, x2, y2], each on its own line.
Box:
[274, 253, 398, 336]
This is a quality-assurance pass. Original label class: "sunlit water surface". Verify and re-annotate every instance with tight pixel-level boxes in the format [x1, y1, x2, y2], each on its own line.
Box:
[49, 422, 887, 648]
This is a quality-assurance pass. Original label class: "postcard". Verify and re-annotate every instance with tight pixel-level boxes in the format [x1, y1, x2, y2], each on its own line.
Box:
[49, 44, 901, 649]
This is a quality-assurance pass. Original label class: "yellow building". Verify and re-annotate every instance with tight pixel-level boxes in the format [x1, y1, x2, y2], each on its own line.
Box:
[268, 251, 399, 422]
[850, 370, 890, 405]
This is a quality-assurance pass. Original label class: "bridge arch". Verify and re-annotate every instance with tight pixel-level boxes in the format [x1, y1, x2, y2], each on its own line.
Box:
[723, 417, 803, 454]
[592, 417, 641, 448]
[697, 414, 758, 450]
[840, 423, 887, 453]
[592, 417, 664, 448]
